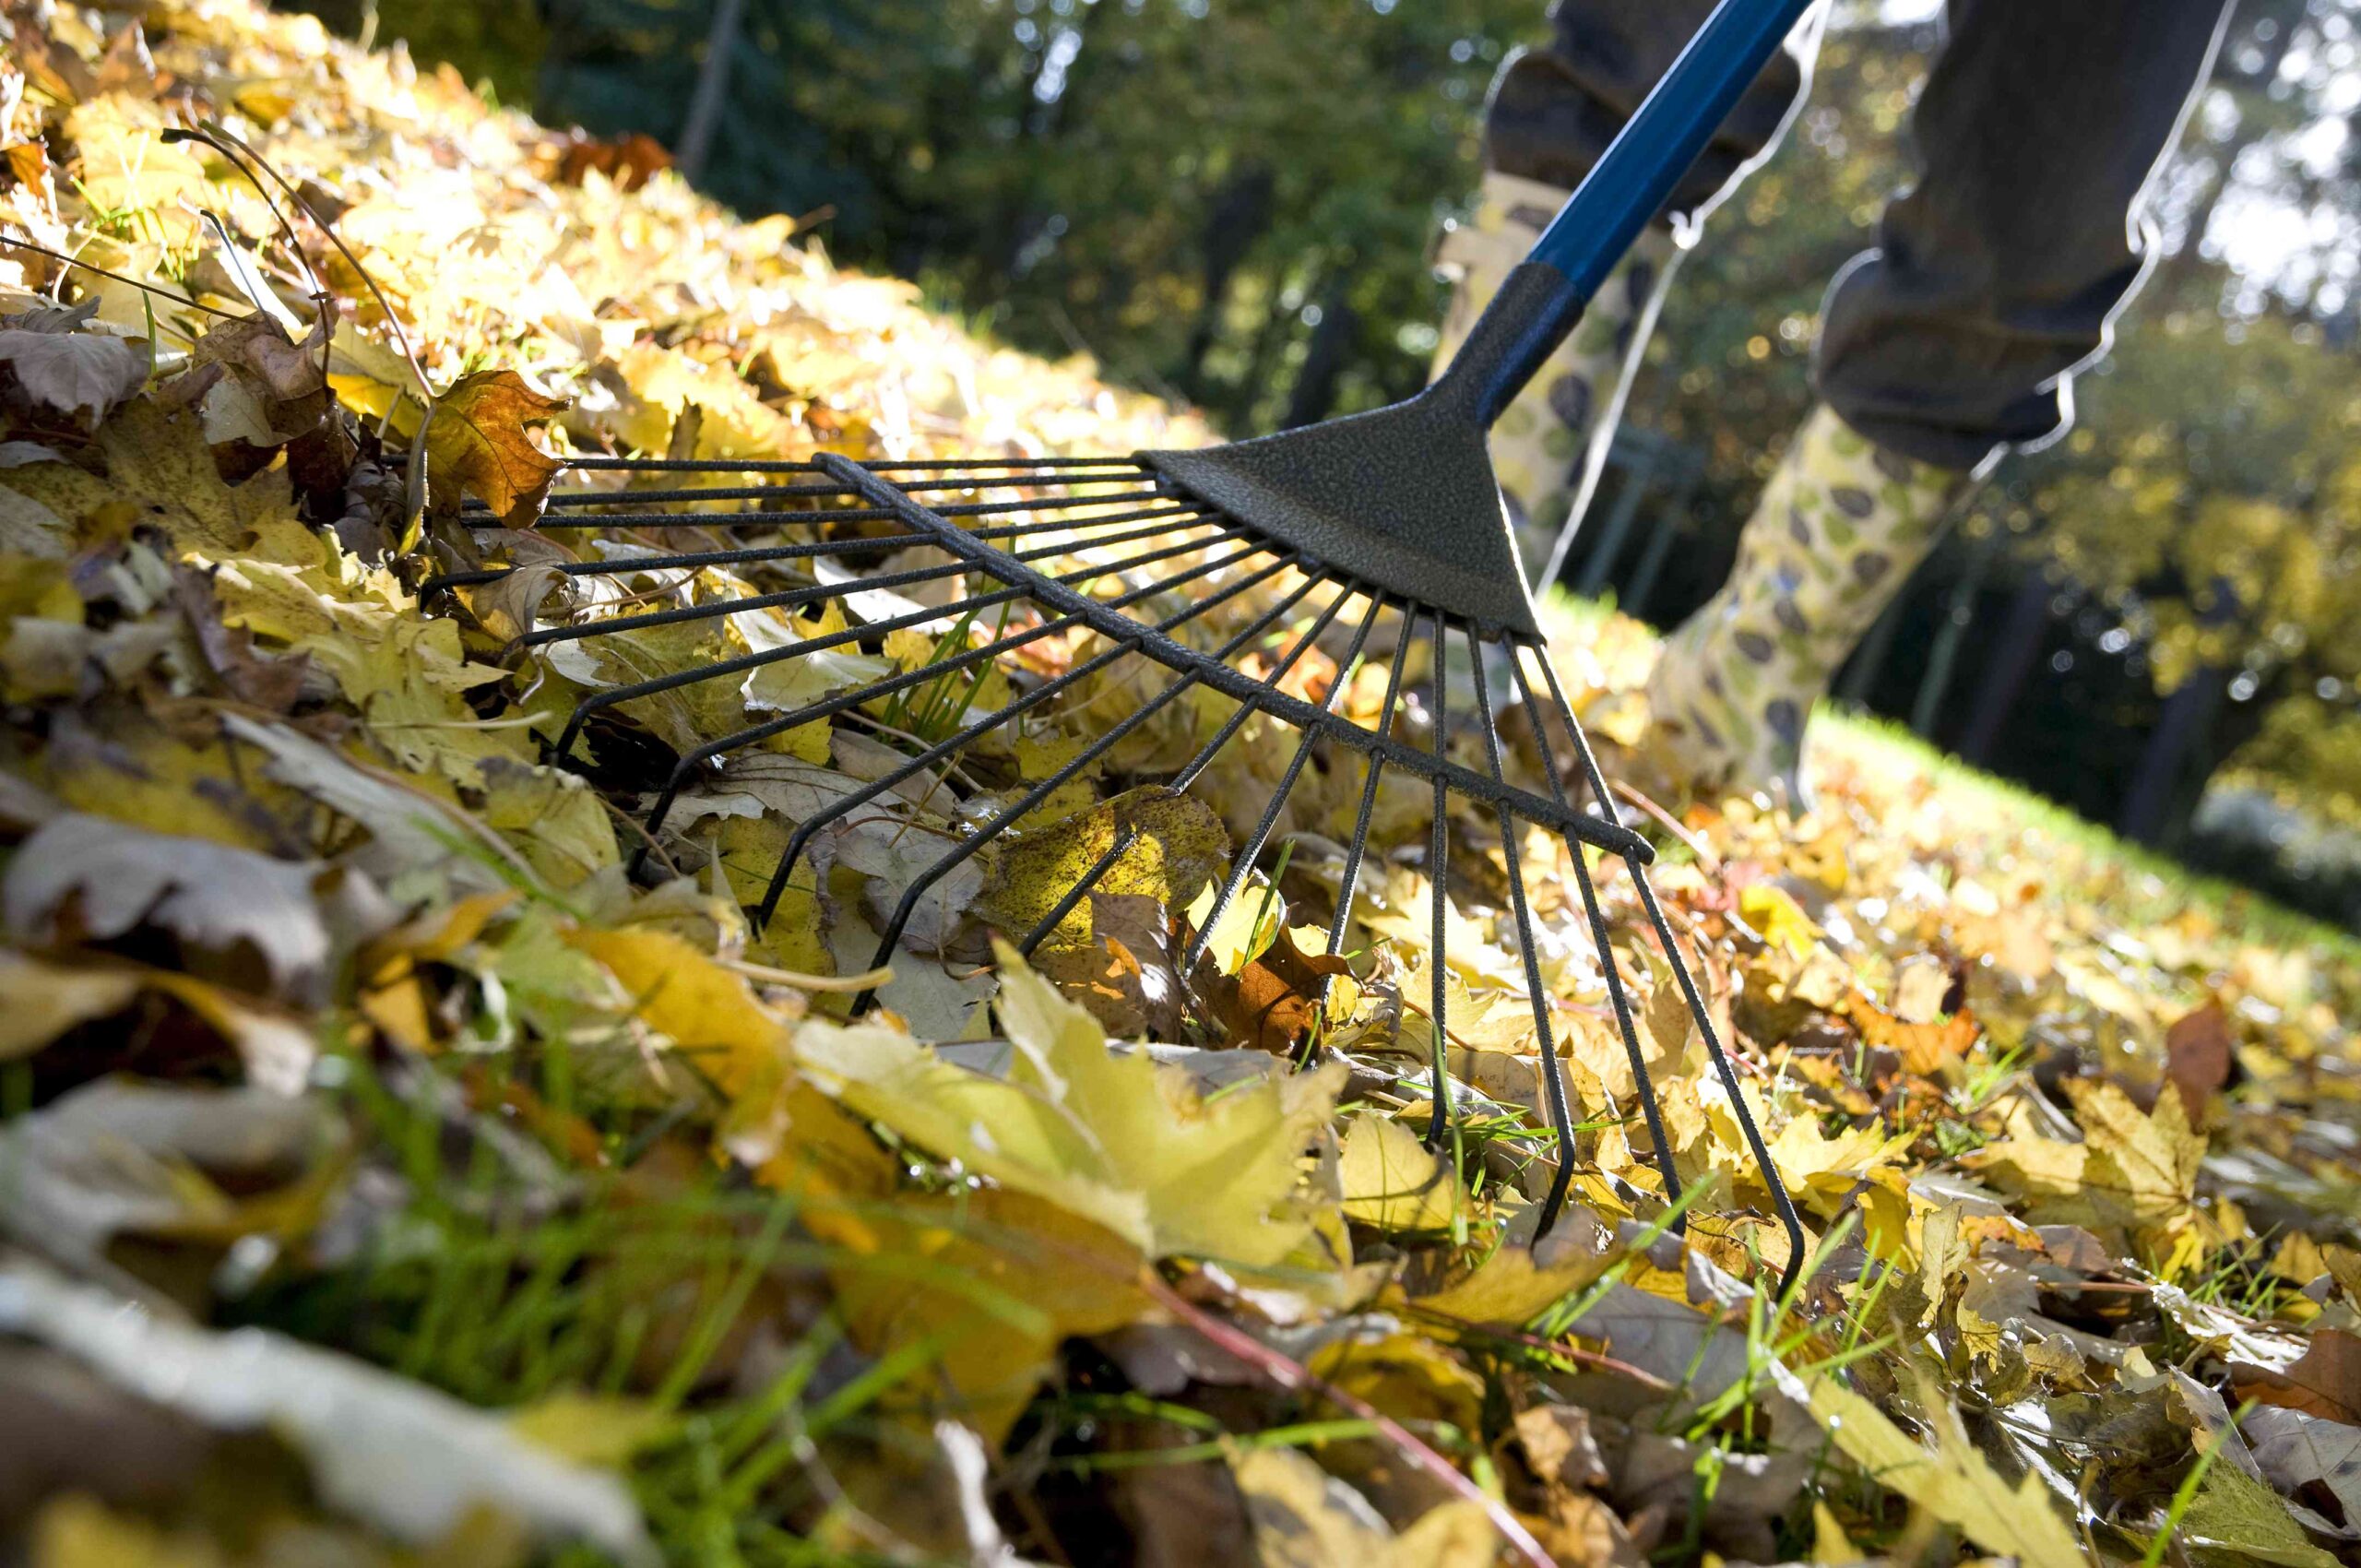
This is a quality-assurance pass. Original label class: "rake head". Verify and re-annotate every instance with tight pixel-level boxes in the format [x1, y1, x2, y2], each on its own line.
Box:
[425, 434, 1807, 1291]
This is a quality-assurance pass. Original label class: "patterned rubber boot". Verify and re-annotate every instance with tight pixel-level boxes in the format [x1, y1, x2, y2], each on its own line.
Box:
[1644, 405, 1971, 809]
[1432, 170, 1674, 557]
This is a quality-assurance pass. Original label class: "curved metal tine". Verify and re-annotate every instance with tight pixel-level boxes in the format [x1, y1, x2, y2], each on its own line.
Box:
[1425, 612, 1456, 1150]
[1325, 614, 1418, 959]
[1178, 586, 1387, 974]
[433, 501, 1209, 589]
[848, 567, 1332, 1013]
[524, 491, 1184, 535]
[1013, 822, 1137, 958]
[536, 481, 1171, 512]
[557, 523, 1247, 759]
[1525, 653, 1808, 1293]
[1014, 585, 1384, 960]
[426, 529, 931, 592]
[554, 453, 1133, 473]
[1468, 642, 1577, 1238]
[1509, 649, 1683, 1224]
[635, 538, 1266, 850]
[755, 552, 1308, 932]
[517, 507, 1215, 651]
[1631, 868, 1807, 1299]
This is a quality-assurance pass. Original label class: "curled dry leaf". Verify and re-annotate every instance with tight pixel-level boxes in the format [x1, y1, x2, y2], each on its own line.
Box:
[4, 811, 392, 999]
[1032, 889, 1186, 1039]
[1208, 919, 1355, 1056]
[2235, 1329, 2361, 1427]
[191, 311, 330, 442]
[0, 948, 315, 1093]
[0, 325, 148, 425]
[422, 368, 568, 526]
[2244, 1406, 2361, 1534]
[2165, 998, 2236, 1118]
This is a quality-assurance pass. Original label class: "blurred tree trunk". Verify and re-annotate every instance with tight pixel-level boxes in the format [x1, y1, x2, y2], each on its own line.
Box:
[675, 0, 744, 183]
[1180, 166, 1275, 404]
[1958, 569, 2053, 766]
[1224, 268, 1320, 430]
[1281, 286, 1358, 429]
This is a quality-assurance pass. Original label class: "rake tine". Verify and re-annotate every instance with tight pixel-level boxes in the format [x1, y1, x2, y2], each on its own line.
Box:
[544, 453, 1134, 474]
[572, 580, 1032, 765]
[535, 480, 1170, 511]
[1021, 587, 1388, 963]
[1176, 582, 1368, 973]
[1631, 868, 1807, 1300]
[433, 502, 1211, 588]
[520, 508, 1228, 650]
[1326, 613, 1416, 959]
[1425, 612, 1455, 1151]
[1527, 653, 1807, 1291]
[523, 482, 1179, 529]
[525, 491, 1187, 530]
[756, 552, 1306, 932]
[558, 525, 1249, 759]
[1511, 649, 1683, 1226]
[425, 528, 932, 590]
[1014, 824, 1138, 958]
[636, 541, 1268, 853]
[851, 567, 1328, 1012]
[1470, 642, 1576, 1239]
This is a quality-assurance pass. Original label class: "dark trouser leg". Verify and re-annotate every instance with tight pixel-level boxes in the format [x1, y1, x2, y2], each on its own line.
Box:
[1483, 0, 1818, 228]
[1816, 0, 2238, 470]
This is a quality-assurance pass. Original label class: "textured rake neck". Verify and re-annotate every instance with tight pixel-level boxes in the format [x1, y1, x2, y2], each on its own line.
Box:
[1140, 0, 1814, 632]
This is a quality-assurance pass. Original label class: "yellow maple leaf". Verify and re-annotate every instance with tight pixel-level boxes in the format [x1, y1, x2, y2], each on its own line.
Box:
[1337, 1112, 1462, 1233]
[796, 940, 1346, 1267]
[1964, 1076, 2203, 1232]
[1803, 1371, 2085, 1568]
[1763, 1112, 1916, 1218]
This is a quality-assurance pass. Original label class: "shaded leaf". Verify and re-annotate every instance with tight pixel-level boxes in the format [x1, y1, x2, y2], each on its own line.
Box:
[0, 1256, 655, 1563]
[0, 327, 147, 424]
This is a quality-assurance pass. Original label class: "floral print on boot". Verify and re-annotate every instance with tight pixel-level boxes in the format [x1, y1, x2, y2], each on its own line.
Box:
[1432, 170, 1674, 560]
[1643, 405, 1970, 808]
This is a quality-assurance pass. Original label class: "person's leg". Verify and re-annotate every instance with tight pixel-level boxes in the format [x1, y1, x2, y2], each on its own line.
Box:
[1436, 0, 1818, 550]
[1647, 0, 2236, 806]
[1817, 0, 2238, 469]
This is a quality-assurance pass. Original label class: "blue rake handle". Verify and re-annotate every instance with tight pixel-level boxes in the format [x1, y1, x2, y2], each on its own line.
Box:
[1453, 0, 1820, 426]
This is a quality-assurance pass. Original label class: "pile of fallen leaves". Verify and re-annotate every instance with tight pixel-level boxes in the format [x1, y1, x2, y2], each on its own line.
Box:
[4, 4, 2360, 1565]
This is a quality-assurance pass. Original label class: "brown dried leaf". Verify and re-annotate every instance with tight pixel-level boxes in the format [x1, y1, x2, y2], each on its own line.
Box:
[2235, 1330, 2361, 1427]
[2165, 999, 2235, 1119]
[1209, 920, 1351, 1055]
[192, 313, 330, 442]
[3, 812, 384, 1000]
[423, 369, 567, 526]
[1845, 984, 1977, 1075]
[1032, 891, 1184, 1039]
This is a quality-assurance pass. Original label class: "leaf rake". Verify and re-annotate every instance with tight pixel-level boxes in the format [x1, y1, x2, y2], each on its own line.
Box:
[426, 0, 1815, 1290]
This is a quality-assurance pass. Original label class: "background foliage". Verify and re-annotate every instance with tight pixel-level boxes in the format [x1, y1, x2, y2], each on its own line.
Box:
[329, 0, 2361, 922]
